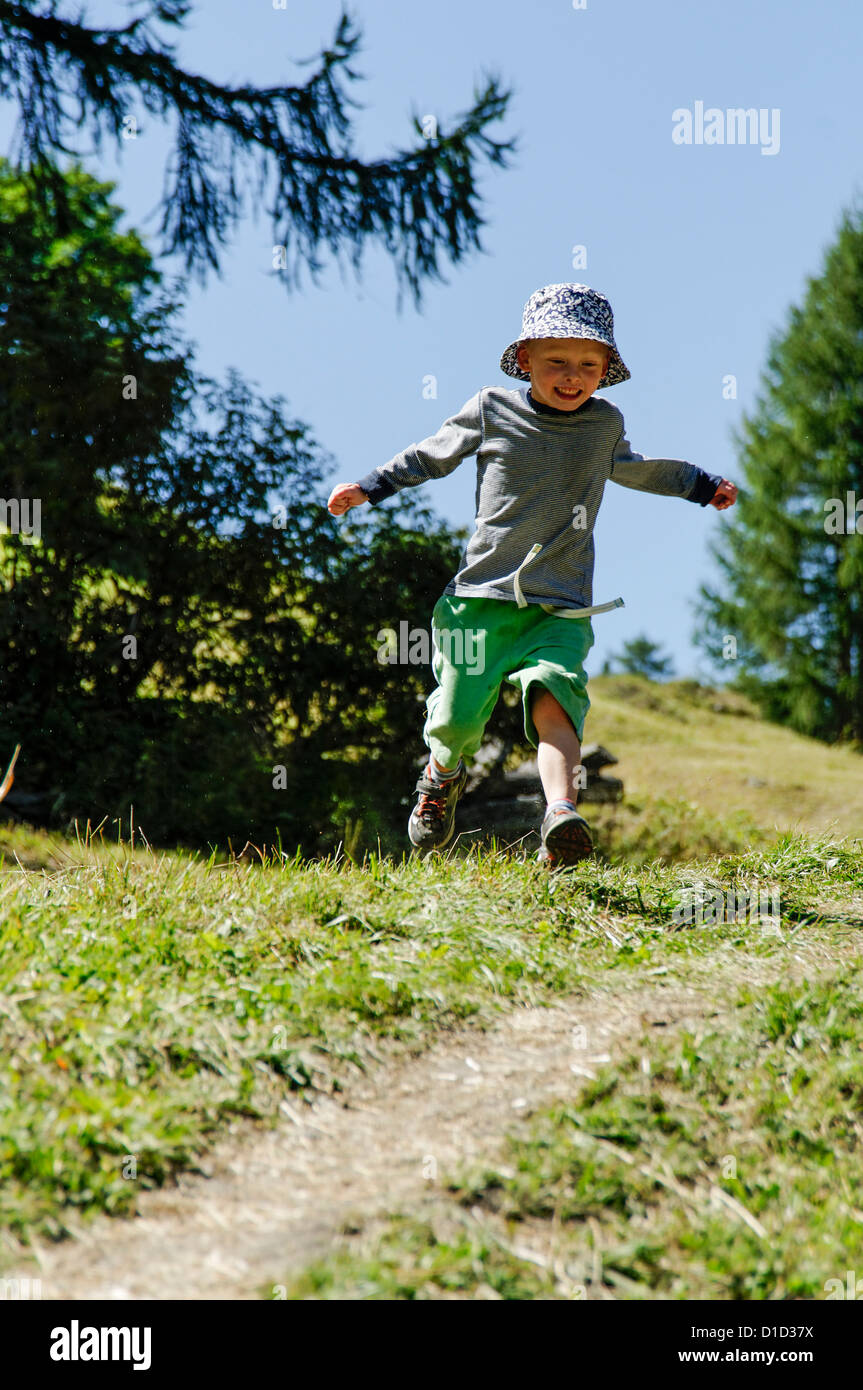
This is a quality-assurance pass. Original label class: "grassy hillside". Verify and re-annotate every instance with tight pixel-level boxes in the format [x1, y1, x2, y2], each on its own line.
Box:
[1, 824, 862, 1291]
[1, 681, 861, 1298]
[584, 675, 863, 839]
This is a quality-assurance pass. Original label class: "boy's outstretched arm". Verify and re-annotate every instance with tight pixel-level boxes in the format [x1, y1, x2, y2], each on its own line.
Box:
[331, 391, 484, 512]
[608, 417, 735, 510]
[326, 390, 483, 516]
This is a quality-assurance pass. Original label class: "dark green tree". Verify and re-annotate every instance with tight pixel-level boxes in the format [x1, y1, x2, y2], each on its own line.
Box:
[606, 635, 675, 681]
[0, 159, 462, 847]
[0, 1, 515, 303]
[0, 1, 520, 849]
[694, 204, 863, 743]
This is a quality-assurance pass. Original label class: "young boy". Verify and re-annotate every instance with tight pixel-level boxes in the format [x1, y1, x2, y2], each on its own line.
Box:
[327, 283, 737, 867]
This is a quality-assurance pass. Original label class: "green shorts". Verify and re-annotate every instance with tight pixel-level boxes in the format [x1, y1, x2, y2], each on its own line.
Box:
[422, 592, 594, 768]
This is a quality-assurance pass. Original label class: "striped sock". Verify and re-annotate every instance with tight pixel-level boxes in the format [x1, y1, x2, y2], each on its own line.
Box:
[428, 759, 463, 785]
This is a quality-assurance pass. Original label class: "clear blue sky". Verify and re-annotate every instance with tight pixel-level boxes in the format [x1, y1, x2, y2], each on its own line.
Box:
[4, 0, 861, 678]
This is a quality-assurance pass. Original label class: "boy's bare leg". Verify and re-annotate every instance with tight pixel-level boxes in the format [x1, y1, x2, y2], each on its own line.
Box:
[531, 686, 581, 805]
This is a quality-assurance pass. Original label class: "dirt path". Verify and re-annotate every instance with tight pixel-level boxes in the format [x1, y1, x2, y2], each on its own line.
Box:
[20, 942, 841, 1301]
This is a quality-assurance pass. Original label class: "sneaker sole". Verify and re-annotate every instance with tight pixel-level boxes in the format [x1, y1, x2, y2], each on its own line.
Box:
[540, 815, 593, 867]
[408, 819, 456, 854]
[407, 772, 466, 853]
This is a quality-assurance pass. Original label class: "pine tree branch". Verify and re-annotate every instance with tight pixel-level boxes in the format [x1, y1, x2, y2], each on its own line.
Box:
[0, 1, 516, 301]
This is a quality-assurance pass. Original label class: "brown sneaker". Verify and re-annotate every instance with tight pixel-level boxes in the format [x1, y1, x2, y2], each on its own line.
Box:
[408, 761, 467, 852]
[538, 805, 593, 868]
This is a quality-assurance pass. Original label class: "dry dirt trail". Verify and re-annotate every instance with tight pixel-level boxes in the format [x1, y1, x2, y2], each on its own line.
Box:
[21, 941, 840, 1301]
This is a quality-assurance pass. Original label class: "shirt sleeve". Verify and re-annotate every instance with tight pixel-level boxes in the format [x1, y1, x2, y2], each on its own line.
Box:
[609, 417, 719, 504]
[356, 391, 484, 505]
[687, 470, 725, 506]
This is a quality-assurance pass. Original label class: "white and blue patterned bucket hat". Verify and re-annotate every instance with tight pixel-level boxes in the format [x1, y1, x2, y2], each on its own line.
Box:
[500, 283, 630, 389]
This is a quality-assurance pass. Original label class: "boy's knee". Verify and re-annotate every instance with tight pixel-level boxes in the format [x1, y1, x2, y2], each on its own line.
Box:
[530, 684, 573, 728]
[528, 683, 561, 717]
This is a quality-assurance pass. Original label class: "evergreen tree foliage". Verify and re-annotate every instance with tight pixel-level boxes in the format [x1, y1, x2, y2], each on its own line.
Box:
[0, 159, 462, 848]
[0, 1, 515, 303]
[695, 205, 863, 743]
[0, 2, 520, 849]
[607, 635, 675, 681]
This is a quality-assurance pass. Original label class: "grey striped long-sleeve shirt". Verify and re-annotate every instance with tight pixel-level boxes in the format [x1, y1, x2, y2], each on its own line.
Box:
[355, 385, 721, 610]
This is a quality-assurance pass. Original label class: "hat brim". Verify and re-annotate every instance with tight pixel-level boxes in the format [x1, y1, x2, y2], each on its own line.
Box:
[499, 334, 630, 390]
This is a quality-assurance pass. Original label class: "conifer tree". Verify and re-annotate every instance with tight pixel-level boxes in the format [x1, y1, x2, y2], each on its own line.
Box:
[695, 205, 863, 742]
[0, 1, 514, 302]
[608, 635, 675, 681]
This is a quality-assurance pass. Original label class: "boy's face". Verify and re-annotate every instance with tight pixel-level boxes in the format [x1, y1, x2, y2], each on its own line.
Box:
[516, 337, 609, 411]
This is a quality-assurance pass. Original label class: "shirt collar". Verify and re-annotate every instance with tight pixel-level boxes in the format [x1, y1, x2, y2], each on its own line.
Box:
[526, 387, 591, 418]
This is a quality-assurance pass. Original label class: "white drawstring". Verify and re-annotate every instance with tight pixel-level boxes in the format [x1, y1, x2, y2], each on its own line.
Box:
[482, 542, 542, 608]
[541, 597, 625, 619]
[483, 542, 624, 618]
[512, 543, 543, 607]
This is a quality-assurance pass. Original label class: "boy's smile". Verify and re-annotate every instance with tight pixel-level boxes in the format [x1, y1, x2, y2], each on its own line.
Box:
[515, 337, 610, 411]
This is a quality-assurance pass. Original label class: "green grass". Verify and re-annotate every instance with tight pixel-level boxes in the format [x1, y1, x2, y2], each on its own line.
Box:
[281, 963, 863, 1300]
[1, 825, 861, 1267]
[3, 673, 862, 1291]
[280, 1216, 558, 1300]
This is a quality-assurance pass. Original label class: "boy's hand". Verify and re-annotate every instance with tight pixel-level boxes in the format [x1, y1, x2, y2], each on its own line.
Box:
[327, 482, 369, 516]
[709, 479, 738, 510]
